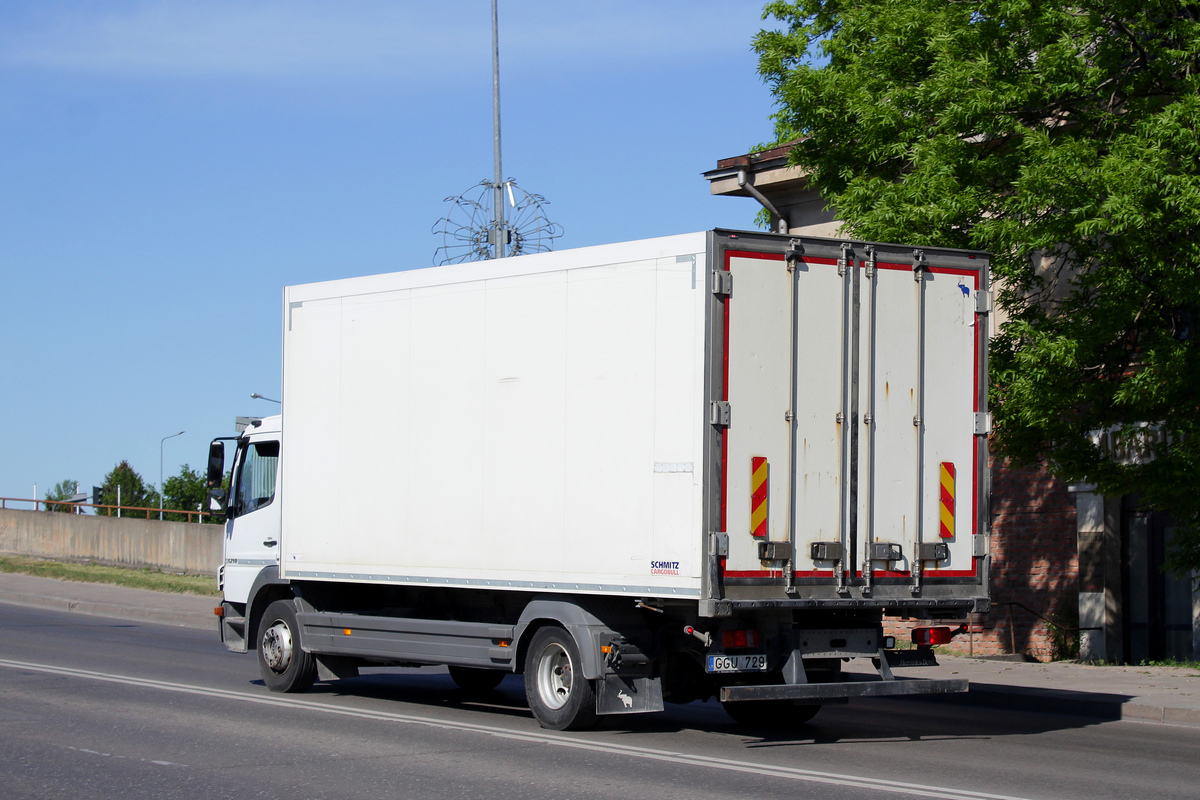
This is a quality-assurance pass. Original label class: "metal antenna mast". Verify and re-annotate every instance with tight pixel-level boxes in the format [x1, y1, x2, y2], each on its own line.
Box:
[432, 1, 562, 265]
[491, 0, 505, 258]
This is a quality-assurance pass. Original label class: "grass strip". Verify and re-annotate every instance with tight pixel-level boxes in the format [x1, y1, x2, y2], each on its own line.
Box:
[0, 555, 219, 597]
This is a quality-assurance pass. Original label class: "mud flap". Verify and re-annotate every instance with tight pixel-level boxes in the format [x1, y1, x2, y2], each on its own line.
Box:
[596, 675, 664, 715]
[883, 648, 940, 668]
[315, 655, 360, 681]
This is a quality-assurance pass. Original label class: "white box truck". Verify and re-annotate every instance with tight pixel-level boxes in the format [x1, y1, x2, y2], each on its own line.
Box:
[209, 229, 991, 730]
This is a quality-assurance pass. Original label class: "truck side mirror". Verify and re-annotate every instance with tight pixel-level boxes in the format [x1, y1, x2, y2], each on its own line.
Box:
[207, 487, 228, 520]
[207, 441, 225, 487]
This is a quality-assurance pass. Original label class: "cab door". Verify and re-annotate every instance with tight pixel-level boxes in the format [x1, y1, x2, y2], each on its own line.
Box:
[222, 435, 281, 604]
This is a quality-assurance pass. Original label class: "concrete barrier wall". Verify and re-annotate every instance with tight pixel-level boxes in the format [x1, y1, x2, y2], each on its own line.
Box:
[0, 508, 221, 575]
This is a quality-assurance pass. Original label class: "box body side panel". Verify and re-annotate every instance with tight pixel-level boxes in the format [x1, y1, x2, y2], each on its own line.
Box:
[280, 238, 708, 597]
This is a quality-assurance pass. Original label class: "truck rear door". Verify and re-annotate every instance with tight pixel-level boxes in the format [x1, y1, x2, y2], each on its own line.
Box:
[708, 232, 989, 606]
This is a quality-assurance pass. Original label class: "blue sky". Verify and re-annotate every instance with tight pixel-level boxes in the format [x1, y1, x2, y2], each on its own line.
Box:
[0, 0, 778, 506]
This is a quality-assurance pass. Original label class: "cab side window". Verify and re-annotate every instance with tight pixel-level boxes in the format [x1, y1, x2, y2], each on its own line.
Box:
[234, 440, 279, 515]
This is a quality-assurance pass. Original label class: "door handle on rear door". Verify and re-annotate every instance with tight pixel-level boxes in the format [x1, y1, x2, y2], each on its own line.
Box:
[263, 539, 278, 547]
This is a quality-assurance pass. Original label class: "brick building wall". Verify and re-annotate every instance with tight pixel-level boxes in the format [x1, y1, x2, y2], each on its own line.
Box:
[886, 457, 1079, 661]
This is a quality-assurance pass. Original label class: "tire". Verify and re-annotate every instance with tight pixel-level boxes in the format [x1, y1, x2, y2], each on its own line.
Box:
[523, 626, 597, 731]
[257, 599, 317, 693]
[721, 699, 821, 728]
[449, 666, 506, 693]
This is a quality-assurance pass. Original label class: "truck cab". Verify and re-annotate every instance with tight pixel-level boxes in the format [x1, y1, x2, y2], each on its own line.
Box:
[210, 415, 282, 651]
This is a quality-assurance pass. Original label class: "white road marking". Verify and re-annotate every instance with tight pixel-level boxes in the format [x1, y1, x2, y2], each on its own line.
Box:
[2, 657, 1028, 800]
[63, 745, 185, 767]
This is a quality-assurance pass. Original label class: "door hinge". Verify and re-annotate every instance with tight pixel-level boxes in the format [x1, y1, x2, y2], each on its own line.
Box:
[913, 249, 928, 280]
[786, 239, 803, 272]
[974, 412, 993, 435]
[710, 532, 729, 557]
[976, 289, 994, 314]
[710, 401, 731, 427]
[712, 270, 733, 297]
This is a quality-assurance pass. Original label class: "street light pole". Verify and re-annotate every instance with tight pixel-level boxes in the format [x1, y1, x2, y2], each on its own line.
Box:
[160, 430, 185, 521]
[250, 392, 281, 404]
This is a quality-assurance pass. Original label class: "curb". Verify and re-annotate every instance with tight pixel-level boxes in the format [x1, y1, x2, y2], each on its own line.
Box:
[0, 588, 214, 631]
[918, 682, 1200, 727]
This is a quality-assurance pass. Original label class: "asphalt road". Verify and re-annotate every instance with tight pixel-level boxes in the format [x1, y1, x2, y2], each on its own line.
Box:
[2, 602, 1197, 800]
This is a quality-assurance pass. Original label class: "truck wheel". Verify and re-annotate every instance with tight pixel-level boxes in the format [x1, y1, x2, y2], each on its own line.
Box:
[721, 700, 821, 728]
[523, 626, 597, 731]
[258, 599, 317, 693]
[449, 666, 506, 692]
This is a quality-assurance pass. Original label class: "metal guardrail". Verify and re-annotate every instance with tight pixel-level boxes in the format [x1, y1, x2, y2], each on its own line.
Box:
[0, 497, 211, 524]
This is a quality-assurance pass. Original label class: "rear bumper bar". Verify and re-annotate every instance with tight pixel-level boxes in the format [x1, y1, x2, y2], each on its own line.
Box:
[719, 678, 968, 702]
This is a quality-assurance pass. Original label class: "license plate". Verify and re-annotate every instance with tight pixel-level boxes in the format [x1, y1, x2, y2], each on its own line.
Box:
[705, 654, 768, 673]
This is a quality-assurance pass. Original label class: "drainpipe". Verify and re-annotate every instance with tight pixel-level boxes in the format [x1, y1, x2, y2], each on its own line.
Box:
[738, 169, 787, 234]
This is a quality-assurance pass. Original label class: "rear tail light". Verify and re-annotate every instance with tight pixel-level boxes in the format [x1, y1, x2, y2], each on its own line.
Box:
[912, 626, 953, 646]
[721, 629, 761, 649]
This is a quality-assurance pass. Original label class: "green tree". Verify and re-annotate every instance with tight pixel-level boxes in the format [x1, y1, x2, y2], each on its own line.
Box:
[755, 1, 1200, 574]
[44, 479, 79, 513]
[96, 460, 156, 516]
[162, 464, 227, 523]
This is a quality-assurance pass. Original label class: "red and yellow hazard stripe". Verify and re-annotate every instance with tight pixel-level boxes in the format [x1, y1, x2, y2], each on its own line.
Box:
[750, 457, 769, 537]
[939, 462, 955, 539]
